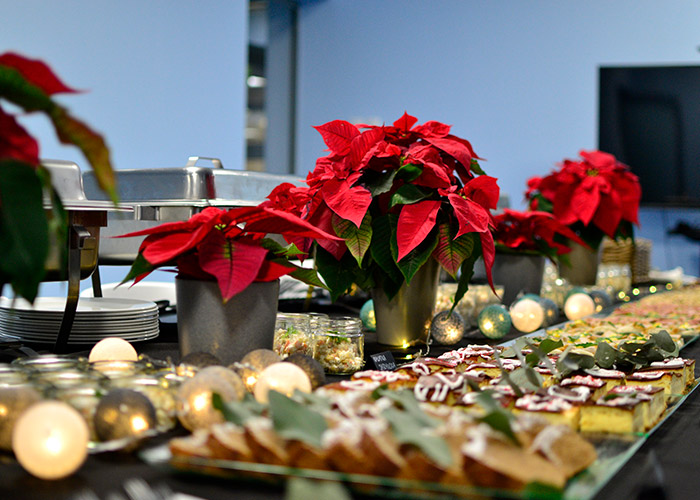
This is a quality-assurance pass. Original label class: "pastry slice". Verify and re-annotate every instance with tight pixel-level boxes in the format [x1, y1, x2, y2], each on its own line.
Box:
[559, 374, 608, 400]
[625, 370, 685, 399]
[512, 394, 580, 429]
[579, 394, 645, 434]
[608, 385, 666, 430]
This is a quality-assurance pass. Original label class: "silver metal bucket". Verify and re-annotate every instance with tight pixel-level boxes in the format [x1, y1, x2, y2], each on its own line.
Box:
[175, 277, 280, 365]
[492, 252, 545, 306]
[372, 258, 440, 346]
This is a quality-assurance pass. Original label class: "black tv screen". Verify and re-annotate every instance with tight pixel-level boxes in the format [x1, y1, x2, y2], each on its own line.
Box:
[598, 65, 700, 207]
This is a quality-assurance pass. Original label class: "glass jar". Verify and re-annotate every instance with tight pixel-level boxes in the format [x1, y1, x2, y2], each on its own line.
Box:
[108, 374, 179, 429]
[313, 316, 364, 375]
[273, 312, 313, 358]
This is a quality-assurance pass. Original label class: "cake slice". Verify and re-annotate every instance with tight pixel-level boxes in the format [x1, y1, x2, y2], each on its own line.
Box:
[608, 385, 666, 430]
[583, 367, 627, 391]
[626, 370, 685, 399]
[512, 394, 580, 429]
[559, 374, 608, 400]
[579, 394, 645, 434]
[413, 372, 467, 405]
[684, 358, 696, 388]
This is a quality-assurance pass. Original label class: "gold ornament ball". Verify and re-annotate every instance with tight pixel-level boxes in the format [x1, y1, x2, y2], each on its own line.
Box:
[283, 353, 326, 389]
[93, 388, 158, 442]
[0, 386, 42, 451]
[12, 400, 89, 480]
[253, 362, 312, 403]
[177, 367, 246, 431]
[509, 298, 545, 333]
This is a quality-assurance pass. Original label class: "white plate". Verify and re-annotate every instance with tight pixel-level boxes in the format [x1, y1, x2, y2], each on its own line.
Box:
[0, 297, 158, 315]
[80, 281, 177, 307]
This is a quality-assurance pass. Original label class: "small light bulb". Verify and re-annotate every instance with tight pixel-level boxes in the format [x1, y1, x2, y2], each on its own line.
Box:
[89, 338, 138, 363]
[12, 401, 89, 479]
[564, 293, 595, 321]
[253, 363, 311, 403]
[509, 298, 545, 333]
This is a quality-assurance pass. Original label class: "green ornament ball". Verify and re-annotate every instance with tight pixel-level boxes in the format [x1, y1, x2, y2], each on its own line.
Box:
[477, 304, 511, 339]
[360, 299, 376, 331]
[589, 288, 612, 313]
[565, 286, 587, 301]
[539, 296, 560, 327]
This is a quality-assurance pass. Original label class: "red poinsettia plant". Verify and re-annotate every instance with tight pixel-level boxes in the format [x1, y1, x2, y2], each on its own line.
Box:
[525, 150, 641, 249]
[265, 112, 500, 309]
[117, 205, 340, 302]
[493, 209, 587, 264]
[0, 52, 116, 302]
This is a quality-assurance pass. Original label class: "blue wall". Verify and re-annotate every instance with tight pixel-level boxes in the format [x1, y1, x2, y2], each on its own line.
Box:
[295, 0, 700, 275]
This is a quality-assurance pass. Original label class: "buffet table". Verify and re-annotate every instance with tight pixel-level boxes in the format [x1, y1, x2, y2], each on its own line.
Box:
[1, 312, 699, 500]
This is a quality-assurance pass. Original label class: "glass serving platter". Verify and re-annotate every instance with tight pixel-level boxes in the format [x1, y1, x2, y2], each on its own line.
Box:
[140, 383, 698, 500]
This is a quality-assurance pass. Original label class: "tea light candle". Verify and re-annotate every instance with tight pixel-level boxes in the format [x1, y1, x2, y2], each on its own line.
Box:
[253, 362, 312, 403]
[12, 401, 89, 479]
[509, 298, 545, 333]
[89, 337, 138, 363]
[564, 292, 595, 321]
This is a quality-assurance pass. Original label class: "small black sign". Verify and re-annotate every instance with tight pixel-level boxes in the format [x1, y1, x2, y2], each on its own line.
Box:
[370, 351, 397, 371]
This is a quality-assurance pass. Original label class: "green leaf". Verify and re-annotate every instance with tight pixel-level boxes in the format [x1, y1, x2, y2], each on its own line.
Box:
[451, 241, 482, 314]
[389, 184, 430, 208]
[474, 391, 519, 445]
[286, 264, 328, 290]
[556, 349, 595, 377]
[395, 162, 423, 182]
[510, 366, 543, 392]
[0, 160, 50, 301]
[314, 247, 358, 302]
[538, 338, 564, 355]
[382, 408, 452, 468]
[470, 159, 486, 176]
[374, 388, 439, 428]
[268, 391, 327, 449]
[260, 238, 305, 258]
[390, 224, 438, 284]
[212, 392, 264, 426]
[522, 482, 564, 500]
[332, 212, 372, 265]
[286, 478, 352, 500]
[362, 168, 397, 197]
[650, 330, 678, 355]
[594, 341, 619, 369]
[432, 223, 474, 278]
[369, 214, 404, 286]
[120, 252, 157, 285]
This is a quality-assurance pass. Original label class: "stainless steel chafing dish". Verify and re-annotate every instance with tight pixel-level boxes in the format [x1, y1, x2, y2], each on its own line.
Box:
[81, 156, 304, 264]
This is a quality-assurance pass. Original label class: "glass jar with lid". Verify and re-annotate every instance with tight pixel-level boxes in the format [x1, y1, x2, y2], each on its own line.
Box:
[313, 316, 364, 375]
[273, 312, 313, 358]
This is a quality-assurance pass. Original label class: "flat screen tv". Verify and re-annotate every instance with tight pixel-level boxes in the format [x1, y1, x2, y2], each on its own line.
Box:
[598, 65, 700, 207]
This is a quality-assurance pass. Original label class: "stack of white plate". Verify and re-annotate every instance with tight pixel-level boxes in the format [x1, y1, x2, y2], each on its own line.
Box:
[0, 297, 159, 345]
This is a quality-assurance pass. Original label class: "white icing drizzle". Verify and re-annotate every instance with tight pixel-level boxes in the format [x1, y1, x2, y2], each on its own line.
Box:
[547, 385, 591, 403]
[627, 370, 664, 381]
[585, 367, 625, 379]
[597, 395, 642, 407]
[649, 357, 685, 369]
[561, 375, 605, 388]
[528, 425, 568, 464]
[414, 373, 465, 402]
[352, 370, 411, 383]
[461, 426, 489, 459]
[338, 380, 381, 391]
[515, 394, 573, 412]
[610, 385, 661, 396]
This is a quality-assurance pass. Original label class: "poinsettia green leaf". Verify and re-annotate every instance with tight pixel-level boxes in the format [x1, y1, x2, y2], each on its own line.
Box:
[395, 162, 423, 182]
[391, 223, 438, 284]
[396, 200, 440, 262]
[268, 390, 327, 449]
[260, 238, 305, 258]
[314, 246, 357, 302]
[389, 184, 431, 208]
[0, 160, 49, 301]
[119, 252, 157, 286]
[362, 168, 397, 197]
[450, 236, 481, 313]
[369, 214, 404, 285]
[332, 212, 372, 265]
[0, 52, 78, 95]
[286, 263, 329, 290]
[432, 223, 475, 278]
[470, 159, 486, 175]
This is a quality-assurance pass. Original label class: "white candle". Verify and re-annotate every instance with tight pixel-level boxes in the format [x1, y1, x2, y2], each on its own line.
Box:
[253, 362, 312, 403]
[12, 401, 89, 479]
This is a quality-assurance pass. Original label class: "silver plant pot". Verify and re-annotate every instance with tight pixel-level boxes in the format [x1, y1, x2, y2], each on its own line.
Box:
[175, 277, 279, 365]
[559, 242, 600, 286]
[492, 252, 545, 306]
[372, 258, 440, 346]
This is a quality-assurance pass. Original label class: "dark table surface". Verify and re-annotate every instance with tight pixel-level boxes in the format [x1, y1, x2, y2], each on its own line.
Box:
[1, 312, 699, 500]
